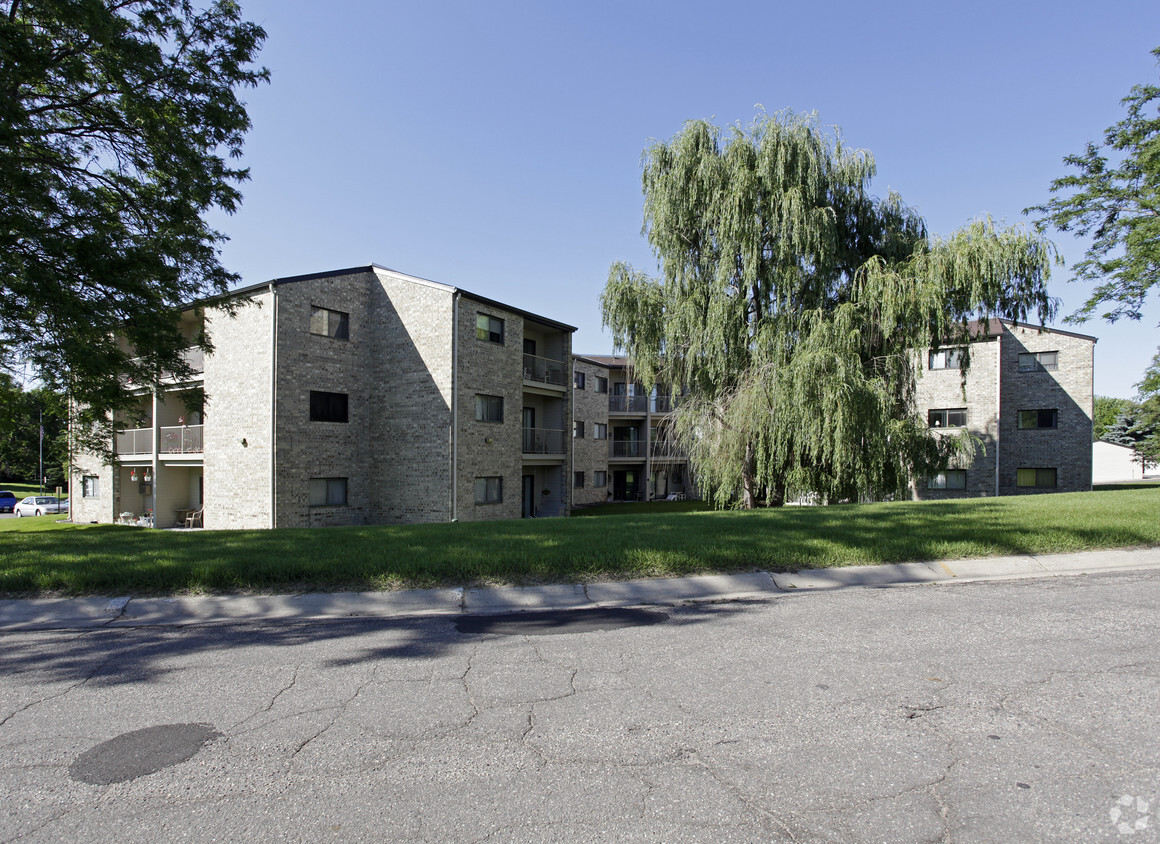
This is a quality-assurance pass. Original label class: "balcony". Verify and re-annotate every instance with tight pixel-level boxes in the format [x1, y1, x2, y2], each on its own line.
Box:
[610, 440, 645, 459]
[650, 440, 685, 460]
[522, 427, 565, 455]
[115, 425, 204, 456]
[651, 394, 681, 414]
[609, 395, 649, 413]
[125, 347, 205, 386]
[523, 354, 567, 387]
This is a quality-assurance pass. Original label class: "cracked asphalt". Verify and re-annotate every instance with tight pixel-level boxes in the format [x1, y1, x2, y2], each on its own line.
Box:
[1, 570, 1158, 843]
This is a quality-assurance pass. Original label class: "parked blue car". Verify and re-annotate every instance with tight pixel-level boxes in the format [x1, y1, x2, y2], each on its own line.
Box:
[0, 491, 16, 513]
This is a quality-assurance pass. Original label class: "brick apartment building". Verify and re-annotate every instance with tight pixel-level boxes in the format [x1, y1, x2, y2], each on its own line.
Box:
[70, 265, 575, 529]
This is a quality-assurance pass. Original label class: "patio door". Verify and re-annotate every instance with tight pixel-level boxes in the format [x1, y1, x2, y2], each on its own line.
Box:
[522, 474, 536, 518]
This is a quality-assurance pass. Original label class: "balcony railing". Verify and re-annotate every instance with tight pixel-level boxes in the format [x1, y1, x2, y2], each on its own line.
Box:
[650, 441, 685, 459]
[610, 440, 644, 458]
[523, 354, 567, 387]
[522, 427, 565, 455]
[126, 347, 205, 385]
[161, 425, 204, 454]
[115, 427, 153, 455]
[115, 424, 204, 455]
[651, 394, 681, 414]
[609, 395, 649, 413]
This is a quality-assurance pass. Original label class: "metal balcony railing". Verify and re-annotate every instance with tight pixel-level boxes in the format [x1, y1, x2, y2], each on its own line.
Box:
[115, 427, 153, 455]
[126, 347, 205, 385]
[650, 394, 681, 414]
[161, 424, 204, 454]
[650, 441, 685, 459]
[523, 354, 567, 387]
[522, 427, 565, 454]
[609, 395, 649, 413]
[610, 440, 644, 458]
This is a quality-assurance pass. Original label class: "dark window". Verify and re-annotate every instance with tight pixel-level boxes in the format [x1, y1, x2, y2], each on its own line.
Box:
[475, 476, 503, 504]
[309, 391, 348, 423]
[475, 394, 503, 423]
[573, 420, 585, 438]
[310, 306, 349, 339]
[1018, 409, 1058, 429]
[574, 371, 586, 389]
[927, 470, 967, 490]
[595, 376, 608, 394]
[574, 472, 585, 488]
[594, 471, 607, 488]
[593, 423, 608, 440]
[309, 478, 347, 506]
[1018, 351, 1059, 372]
[1017, 468, 1057, 488]
[928, 348, 963, 370]
[928, 408, 967, 428]
[476, 313, 504, 344]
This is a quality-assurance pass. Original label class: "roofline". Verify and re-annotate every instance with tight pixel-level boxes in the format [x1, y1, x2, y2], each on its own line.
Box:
[997, 319, 1098, 343]
[203, 264, 577, 333]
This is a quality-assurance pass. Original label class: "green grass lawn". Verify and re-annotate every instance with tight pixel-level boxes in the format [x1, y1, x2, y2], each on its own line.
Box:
[2, 487, 1158, 598]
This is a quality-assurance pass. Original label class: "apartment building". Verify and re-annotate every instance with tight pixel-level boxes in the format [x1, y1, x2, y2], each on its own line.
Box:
[571, 355, 693, 505]
[70, 265, 575, 529]
[914, 319, 1095, 498]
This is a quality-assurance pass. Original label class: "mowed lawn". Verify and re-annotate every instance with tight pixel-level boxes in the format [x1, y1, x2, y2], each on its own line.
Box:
[1, 486, 1158, 597]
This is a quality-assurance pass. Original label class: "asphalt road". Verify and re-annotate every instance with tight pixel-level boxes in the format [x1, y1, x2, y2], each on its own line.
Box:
[2, 571, 1158, 843]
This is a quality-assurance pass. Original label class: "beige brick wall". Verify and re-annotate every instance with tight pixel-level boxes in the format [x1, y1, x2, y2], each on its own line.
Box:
[572, 359, 611, 506]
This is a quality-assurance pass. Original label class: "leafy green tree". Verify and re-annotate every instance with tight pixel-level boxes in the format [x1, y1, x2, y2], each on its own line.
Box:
[1027, 46, 1160, 324]
[1094, 396, 1137, 440]
[1132, 349, 1160, 466]
[603, 112, 1057, 508]
[0, 0, 267, 438]
[0, 375, 67, 485]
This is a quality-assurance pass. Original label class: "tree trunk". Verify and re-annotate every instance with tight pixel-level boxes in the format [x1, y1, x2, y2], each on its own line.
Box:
[741, 441, 757, 509]
[770, 478, 787, 507]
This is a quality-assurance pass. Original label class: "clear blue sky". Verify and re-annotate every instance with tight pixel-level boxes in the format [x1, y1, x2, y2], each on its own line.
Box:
[210, 0, 1160, 398]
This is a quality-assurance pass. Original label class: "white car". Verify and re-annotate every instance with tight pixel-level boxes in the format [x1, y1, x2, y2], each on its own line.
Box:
[14, 496, 66, 517]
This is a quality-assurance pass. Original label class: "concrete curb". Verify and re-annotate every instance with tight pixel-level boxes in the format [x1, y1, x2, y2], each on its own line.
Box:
[2, 547, 1158, 631]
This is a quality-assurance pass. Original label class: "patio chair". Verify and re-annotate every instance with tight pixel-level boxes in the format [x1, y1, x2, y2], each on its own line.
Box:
[185, 507, 204, 528]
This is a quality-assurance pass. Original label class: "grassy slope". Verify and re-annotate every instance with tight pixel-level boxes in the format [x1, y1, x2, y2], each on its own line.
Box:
[1, 487, 1158, 597]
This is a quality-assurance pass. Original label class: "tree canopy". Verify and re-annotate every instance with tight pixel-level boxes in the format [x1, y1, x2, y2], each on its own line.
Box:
[0, 0, 267, 427]
[603, 112, 1057, 508]
[1027, 46, 1160, 324]
[0, 374, 66, 485]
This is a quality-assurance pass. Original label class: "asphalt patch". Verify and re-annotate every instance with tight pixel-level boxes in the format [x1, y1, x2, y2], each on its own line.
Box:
[455, 607, 669, 636]
[70, 723, 221, 785]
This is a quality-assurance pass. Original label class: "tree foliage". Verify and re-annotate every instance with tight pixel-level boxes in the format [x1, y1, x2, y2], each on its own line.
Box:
[1094, 395, 1135, 440]
[0, 374, 67, 484]
[1027, 46, 1160, 324]
[603, 112, 1057, 507]
[0, 0, 267, 429]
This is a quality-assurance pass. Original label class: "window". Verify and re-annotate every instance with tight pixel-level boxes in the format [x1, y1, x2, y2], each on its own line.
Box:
[476, 313, 504, 344]
[928, 348, 963, 370]
[309, 391, 348, 423]
[475, 476, 503, 504]
[82, 475, 100, 498]
[593, 423, 608, 440]
[1018, 351, 1058, 372]
[594, 470, 607, 488]
[1018, 409, 1058, 429]
[1017, 468, 1057, 488]
[574, 472, 585, 488]
[475, 394, 503, 423]
[927, 470, 967, 490]
[595, 376, 608, 394]
[928, 408, 967, 428]
[573, 420, 585, 438]
[310, 306, 349, 340]
[574, 371, 586, 389]
[309, 477, 347, 506]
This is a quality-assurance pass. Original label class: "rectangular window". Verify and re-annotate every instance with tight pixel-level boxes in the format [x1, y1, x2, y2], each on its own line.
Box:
[475, 394, 503, 423]
[928, 408, 967, 428]
[309, 390, 348, 423]
[573, 420, 585, 438]
[310, 306, 349, 340]
[574, 372, 586, 389]
[1018, 351, 1059, 372]
[594, 470, 607, 488]
[928, 348, 963, 370]
[82, 475, 100, 498]
[476, 313, 504, 344]
[1018, 409, 1058, 429]
[474, 476, 503, 504]
[595, 376, 608, 394]
[1017, 468, 1058, 488]
[574, 472, 585, 488]
[308, 477, 347, 506]
[927, 470, 967, 490]
[593, 423, 608, 440]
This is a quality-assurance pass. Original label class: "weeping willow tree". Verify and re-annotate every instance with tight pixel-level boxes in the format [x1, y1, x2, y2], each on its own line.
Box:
[602, 112, 1057, 508]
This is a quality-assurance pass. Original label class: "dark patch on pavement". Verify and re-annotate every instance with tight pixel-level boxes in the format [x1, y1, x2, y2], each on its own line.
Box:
[70, 723, 221, 785]
[455, 607, 668, 636]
